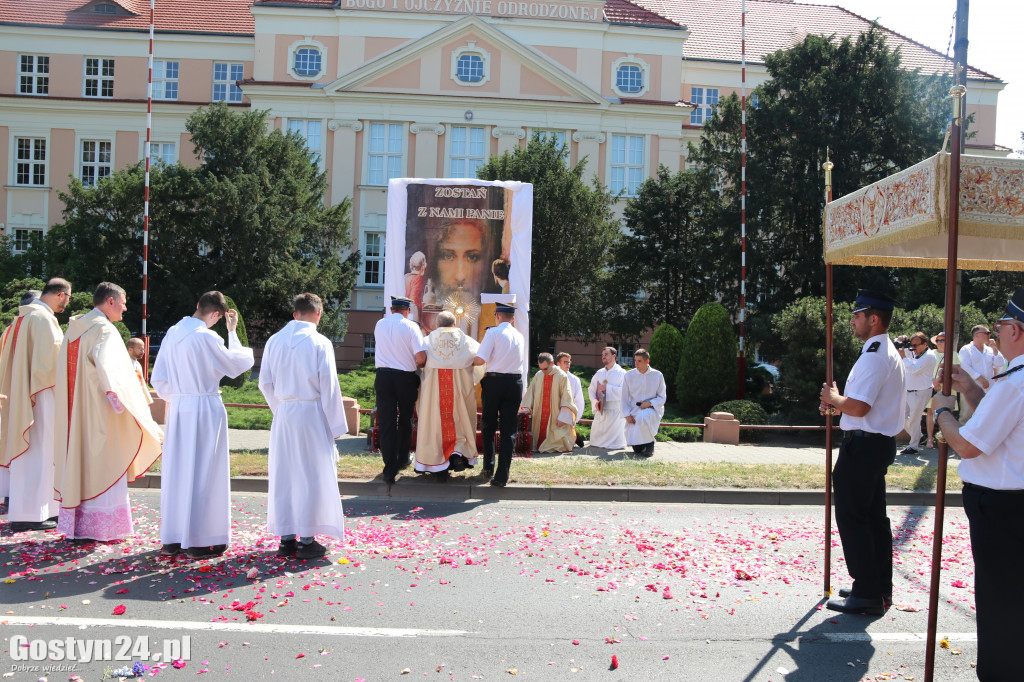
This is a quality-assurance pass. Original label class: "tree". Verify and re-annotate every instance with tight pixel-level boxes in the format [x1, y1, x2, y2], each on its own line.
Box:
[647, 322, 684, 403]
[689, 28, 952, 318]
[617, 166, 729, 330]
[476, 134, 624, 351]
[31, 103, 359, 341]
[676, 302, 737, 414]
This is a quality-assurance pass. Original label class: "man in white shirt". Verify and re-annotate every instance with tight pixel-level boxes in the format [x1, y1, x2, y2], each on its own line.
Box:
[260, 293, 346, 560]
[621, 349, 666, 457]
[473, 303, 526, 487]
[958, 324, 1005, 422]
[932, 288, 1024, 679]
[897, 332, 937, 455]
[820, 289, 906, 615]
[151, 291, 254, 558]
[588, 347, 627, 450]
[373, 296, 427, 486]
[555, 353, 585, 448]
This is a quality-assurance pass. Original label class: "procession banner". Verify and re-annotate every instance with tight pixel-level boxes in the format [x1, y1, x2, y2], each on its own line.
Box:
[386, 178, 533, 379]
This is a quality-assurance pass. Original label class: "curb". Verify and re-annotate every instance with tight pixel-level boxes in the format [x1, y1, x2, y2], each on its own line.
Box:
[129, 475, 961, 507]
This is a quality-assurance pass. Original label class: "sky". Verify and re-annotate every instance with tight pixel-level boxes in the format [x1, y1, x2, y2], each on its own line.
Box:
[802, 0, 1022, 155]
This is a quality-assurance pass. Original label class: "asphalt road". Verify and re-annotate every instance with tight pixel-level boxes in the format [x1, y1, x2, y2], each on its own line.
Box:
[1, 491, 979, 681]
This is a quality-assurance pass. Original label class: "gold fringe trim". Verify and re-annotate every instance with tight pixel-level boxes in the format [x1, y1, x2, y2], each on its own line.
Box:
[825, 220, 943, 264]
[829, 255, 1024, 271]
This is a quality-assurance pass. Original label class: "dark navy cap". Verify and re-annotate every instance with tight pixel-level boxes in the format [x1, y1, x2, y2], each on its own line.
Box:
[999, 287, 1024, 323]
[495, 303, 516, 314]
[390, 296, 413, 309]
[852, 289, 897, 313]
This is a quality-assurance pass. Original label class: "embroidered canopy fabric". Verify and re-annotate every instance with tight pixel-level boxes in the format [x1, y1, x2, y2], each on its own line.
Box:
[824, 153, 1024, 270]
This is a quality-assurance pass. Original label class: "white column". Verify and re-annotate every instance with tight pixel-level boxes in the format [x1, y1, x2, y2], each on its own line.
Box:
[492, 127, 526, 156]
[572, 131, 605, 182]
[328, 119, 362, 201]
[411, 123, 445, 178]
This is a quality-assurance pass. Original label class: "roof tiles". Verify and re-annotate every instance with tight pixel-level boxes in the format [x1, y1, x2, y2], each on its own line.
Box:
[0, 0, 256, 34]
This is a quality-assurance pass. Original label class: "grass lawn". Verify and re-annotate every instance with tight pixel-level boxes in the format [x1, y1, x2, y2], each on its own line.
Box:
[143, 453, 961, 491]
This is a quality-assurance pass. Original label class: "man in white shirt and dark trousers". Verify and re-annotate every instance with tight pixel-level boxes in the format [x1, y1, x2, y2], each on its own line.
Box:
[958, 324, 1005, 422]
[932, 288, 1024, 681]
[820, 289, 906, 615]
[373, 296, 427, 486]
[473, 303, 526, 487]
[898, 332, 937, 455]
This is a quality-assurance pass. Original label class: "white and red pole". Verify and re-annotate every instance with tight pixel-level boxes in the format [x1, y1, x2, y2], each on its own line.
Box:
[737, 0, 748, 398]
[141, 0, 153, 382]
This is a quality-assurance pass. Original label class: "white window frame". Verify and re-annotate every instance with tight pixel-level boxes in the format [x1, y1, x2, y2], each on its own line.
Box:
[287, 119, 323, 163]
[617, 343, 637, 368]
[12, 228, 42, 254]
[362, 334, 376, 359]
[610, 134, 645, 197]
[449, 125, 486, 179]
[450, 42, 491, 87]
[18, 54, 49, 96]
[80, 139, 112, 187]
[83, 57, 115, 98]
[366, 123, 404, 186]
[287, 38, 327, 81]
[150, 142, 177, 167]
[690, 86, 719, 125]
[212, 62, 244, 103]
[14, 137, 47, 187]
[362, 230, 385, 288]
[610, 55, 649, 98]
[152, 60, 179, 101]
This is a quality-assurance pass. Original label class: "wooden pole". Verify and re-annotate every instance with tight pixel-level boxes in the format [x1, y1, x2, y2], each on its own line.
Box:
[141, 0, 154, 383]
[925, 2, 968, 679]
[822, 153, 835, 597]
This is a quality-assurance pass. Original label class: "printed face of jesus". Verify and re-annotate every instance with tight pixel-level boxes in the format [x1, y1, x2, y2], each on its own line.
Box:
[436, 221, 485, 297]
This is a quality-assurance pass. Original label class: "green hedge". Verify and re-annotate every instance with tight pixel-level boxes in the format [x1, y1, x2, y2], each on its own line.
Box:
[710, 399, 768, 442]
[212, 294, 250, 389]
[676, 302, 737, 414]
[648, 323, 684, 403]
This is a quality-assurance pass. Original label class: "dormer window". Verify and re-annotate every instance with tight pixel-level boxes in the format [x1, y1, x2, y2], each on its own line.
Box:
[94, 3, 117, 13]
[287, 38, 328, 81]
[610, 55, 650, 98]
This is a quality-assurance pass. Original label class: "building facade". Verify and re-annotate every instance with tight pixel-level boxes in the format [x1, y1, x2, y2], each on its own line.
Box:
[0, 0, 1007, 369]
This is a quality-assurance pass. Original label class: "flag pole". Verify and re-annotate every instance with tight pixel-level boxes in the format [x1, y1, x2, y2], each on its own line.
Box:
[736, 0, 748, 398]
[142, 0, 154, 382]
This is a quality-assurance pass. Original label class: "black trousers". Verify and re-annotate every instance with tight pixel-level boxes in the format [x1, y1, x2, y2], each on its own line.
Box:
[375, 368, 420, 480]
[481, 374, 522, 485]
[964, 483, 1024, 681]
[832, 433, 895, 600]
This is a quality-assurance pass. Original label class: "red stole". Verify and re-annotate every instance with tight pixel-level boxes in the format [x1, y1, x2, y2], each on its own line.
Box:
[438, 369, 457, 459]
[65, 338, 81, 447]
[538, 372, 553, 447]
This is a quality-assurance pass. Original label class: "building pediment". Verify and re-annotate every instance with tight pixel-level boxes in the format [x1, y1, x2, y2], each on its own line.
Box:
[325, 15, 608, 105]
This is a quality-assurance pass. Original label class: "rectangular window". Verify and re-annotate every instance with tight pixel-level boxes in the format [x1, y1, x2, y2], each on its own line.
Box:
[84, 58, 115, 98]
[212, 62, 244, 103]
[363, 231, 385, 286]
[13, 229, 42, 254]
[690, 87, 719, 125]
[610, 134, 644, 197]
[616, 343, 637, 368]
[150, 142, 176, 166]
[288, 119, 322, 160]
[536, 130, 566, 148]
[362, 334, 376, 359]
[152, 60, 179, 100]
[449, 125, 485, 178]
[80, 140, 112, 187]
[18, 55, 49, 95]
[15, 138, 46, 186]
[367, 123, 403, 186]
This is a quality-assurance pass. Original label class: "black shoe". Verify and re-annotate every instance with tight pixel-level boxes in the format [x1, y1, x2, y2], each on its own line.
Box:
[644, 443, 655, 456]
[159, 543, 183, 557]
[826, 596, 885, 615]
[448, 454, 468, 472]
[481, 466, 494, 480]
[900, 446, 918, 455]
[434, 470, 451, 482]
[838, 587, 892, 603]
[297, 540, 328, 560]
[10, 518, 58, 532]
[277, 539, 298, 557]
[187, 544, 227, 558]
[489, 480, 506, 488]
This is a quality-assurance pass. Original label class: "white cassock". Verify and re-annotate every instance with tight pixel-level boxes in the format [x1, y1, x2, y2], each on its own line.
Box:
[11, 389, 58, 522]
[621, 367, 667, 446]
[151, 317, 254, 548]
[566, 373, 584, 426]
[260, 320, 346, 541]
[587, 365, 627, 449]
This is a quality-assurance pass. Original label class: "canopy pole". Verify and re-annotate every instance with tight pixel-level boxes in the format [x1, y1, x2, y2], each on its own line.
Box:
[925, 2, 969, 678]
[141, 0, 154, 383]
[736, 0, 748, 398]
[822, 153, 835, 597]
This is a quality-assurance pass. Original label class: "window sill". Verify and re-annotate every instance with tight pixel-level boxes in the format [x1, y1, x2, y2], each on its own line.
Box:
[4, 184, 51, 190]
[356, 185, 389, 191]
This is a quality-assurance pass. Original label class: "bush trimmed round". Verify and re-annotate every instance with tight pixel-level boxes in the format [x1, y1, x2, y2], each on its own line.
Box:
[709, 399, 768, 442]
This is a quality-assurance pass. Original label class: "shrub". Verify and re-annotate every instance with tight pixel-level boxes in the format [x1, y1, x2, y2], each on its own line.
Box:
[890, 302, 990, 348]
[709, 399, 768, 442]
[212, 294, 251, 388]
[676, 302, 737, 414]
[648, 323, 684, 402]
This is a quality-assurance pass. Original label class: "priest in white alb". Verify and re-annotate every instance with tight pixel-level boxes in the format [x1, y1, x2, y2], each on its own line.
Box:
[621, 348, 666, 457]
[415, 311, 482, 478]
[521, 352, 577, 453]
[54, 283, 163, 542]
[260, 293, 346, 560]
[151, 291, 254, 558]
[0, 278, 70, 532]
[588, 346, 627, 449]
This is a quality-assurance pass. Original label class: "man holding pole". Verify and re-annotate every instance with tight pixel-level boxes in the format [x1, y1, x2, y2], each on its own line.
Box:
[932, 288, 1024, 680]
[819, 289, 906, 615]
